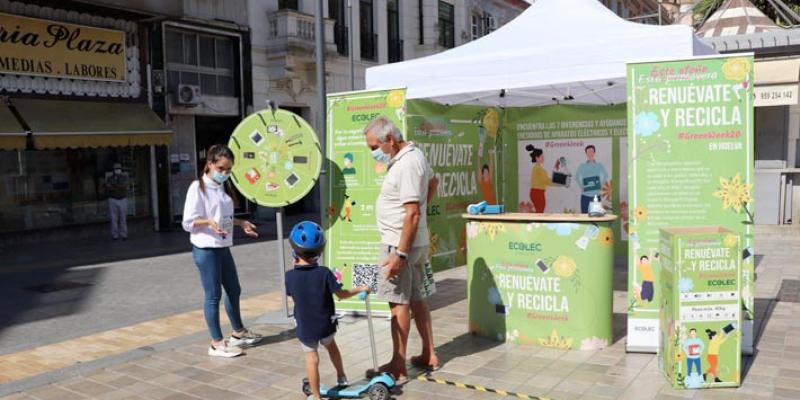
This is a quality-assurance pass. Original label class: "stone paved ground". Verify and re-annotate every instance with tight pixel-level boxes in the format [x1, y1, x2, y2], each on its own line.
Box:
[0, 228, 798, 400]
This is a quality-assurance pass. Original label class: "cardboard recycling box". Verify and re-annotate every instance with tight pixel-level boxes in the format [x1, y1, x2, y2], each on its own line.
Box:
[658, 227, 742, 389]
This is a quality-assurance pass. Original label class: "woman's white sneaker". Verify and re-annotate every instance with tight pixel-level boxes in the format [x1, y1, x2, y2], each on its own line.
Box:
[229, 329, 263, 347]
[208, 340, 243, 357]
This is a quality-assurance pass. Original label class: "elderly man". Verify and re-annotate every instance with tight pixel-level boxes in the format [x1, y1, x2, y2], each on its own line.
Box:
[364, 116, 439, 380]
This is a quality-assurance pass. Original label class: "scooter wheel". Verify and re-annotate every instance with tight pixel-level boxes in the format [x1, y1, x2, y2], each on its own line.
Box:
[367, 382, 390, 400]
[302, 378, 312, 396]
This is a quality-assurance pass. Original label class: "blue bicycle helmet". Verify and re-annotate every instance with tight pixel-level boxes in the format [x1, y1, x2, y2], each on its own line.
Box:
[289, 221, 326, 256]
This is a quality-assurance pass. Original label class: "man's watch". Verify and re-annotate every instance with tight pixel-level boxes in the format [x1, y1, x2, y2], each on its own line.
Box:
[395, 249, 409, 259]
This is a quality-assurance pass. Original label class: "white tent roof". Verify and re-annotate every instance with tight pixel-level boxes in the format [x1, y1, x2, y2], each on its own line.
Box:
[366, 0, 717, 107]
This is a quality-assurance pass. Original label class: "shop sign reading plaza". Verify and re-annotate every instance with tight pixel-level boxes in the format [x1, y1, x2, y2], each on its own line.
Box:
[0, 12, 126, 81]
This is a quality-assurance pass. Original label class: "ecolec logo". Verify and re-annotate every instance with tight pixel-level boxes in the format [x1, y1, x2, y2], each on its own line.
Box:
[508, 241, 543, 252]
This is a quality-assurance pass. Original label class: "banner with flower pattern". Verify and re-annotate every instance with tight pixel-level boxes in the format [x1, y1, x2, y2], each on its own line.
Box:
[659, 227, 742, 389]
[466, 219, 615, 350]
[406, 99, 501, 272]
[324, 88, 408, 313]
[626, 55, 755, 353]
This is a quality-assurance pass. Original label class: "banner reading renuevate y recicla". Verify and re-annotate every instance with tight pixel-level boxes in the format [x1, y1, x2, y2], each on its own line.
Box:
[626, 55, 755, 353]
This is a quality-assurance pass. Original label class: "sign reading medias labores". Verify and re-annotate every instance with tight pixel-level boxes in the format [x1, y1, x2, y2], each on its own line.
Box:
[660, 227, 741, 389]
[626, 55, 755, 353]
[324, 88, 407, 313]
[0, 12, 126, 81]
[467, 220, 614, 350]
[228, 109, 322, 207]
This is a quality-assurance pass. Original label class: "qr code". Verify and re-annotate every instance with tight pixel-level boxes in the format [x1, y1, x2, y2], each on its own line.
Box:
[353, 263, 379, 294]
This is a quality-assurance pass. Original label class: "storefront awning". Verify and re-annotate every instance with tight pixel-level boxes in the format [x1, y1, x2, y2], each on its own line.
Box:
[0, 103, 27, 151]
[755, 59, 800, 85]
[11, 99, 172, 150]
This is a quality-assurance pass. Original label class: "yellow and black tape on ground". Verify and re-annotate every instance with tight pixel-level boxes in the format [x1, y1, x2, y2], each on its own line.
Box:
[416, 375, 550, 400]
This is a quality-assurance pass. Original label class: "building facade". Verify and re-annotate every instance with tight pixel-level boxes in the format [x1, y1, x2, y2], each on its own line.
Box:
[0, 0, 528, 241]
[0, 0, 252, 243]
[601, 0, 684, 24]
[249, 0, 527, 212]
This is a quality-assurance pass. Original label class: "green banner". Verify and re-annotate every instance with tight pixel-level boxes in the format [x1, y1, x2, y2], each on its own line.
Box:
[324, 89, 407, 313]
[627, 55, 755, 353]
[503, 105, 628, 253]
[406, 100, 502, 271]
[467, 219, 615, 350]
[659, 227, 742, 389]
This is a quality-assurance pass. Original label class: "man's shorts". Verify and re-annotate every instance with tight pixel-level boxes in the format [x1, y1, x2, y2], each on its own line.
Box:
[299, 333, 335, 352]
[377, 245, 430, 305]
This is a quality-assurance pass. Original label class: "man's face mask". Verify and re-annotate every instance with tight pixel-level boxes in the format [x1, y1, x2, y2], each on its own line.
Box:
[371, 147, 390, 163]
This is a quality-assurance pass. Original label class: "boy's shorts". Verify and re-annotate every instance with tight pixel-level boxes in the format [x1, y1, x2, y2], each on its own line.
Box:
[377, 245, 429, 305]
[299, 333, 335, 352]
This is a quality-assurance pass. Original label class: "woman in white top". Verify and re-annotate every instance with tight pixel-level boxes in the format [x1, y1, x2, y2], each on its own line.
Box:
[182, 144, 263, 357]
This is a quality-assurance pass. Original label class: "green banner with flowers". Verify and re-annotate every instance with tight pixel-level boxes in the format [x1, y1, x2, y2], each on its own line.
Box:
[324, 88, 408, 313]
[406, 99, 502, 272]
[659, 227, 742, 389]
[466, 219, 615, 350]
[626, 55, 755, 353]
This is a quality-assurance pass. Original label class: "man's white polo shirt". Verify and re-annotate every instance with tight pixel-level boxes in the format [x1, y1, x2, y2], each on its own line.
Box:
[376, 142, 434, 248]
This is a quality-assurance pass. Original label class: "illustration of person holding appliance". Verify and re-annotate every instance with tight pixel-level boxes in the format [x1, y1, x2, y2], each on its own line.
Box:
[526, 145, 555, 213]
[682, 328, 704, 377]
[576, 145, 609, 213]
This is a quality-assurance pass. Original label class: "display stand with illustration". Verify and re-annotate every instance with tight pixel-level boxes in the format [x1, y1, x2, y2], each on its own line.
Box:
[464, 212, 618, 350]
[228, 103, 323, 323]
[659, 227, 742, 389]
[626, 55, 755, 353]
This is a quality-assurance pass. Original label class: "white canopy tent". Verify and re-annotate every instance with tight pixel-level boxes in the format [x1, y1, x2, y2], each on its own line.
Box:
[366, 0, 717, 107]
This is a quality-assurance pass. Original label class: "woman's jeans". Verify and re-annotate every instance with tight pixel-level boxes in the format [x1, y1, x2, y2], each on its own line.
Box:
[192, 246, 245, 341]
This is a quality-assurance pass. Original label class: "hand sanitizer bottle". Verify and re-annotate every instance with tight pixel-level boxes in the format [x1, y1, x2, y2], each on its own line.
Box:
[588, 195, 605, 217]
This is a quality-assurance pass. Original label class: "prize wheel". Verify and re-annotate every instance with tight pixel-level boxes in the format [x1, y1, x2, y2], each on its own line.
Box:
[228, 108, 323, 207]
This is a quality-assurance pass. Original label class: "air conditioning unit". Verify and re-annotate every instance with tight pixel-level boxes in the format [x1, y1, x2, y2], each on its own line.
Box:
[176, 84, 202, 106]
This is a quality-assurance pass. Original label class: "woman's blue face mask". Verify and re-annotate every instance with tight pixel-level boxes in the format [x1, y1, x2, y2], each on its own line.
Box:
[211, 168, 230, 184]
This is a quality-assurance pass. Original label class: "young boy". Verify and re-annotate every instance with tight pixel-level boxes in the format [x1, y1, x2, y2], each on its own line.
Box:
[285, 221, 369, 400]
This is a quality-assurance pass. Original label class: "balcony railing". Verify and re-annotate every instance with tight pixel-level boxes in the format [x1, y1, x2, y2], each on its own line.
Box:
[267, 9, 336, 54]
[360, 32, 377, 62]
[388, 38, 403, 63]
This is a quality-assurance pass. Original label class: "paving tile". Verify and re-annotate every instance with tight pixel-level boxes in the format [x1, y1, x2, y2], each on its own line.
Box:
[24, 385, 88, 400]
[587, 383, 627, 398]
[547, 389, 584, 400]
[553, 378, 594, 395]
[92, 390, 145, 400]
[0, 393, 37, 400]
[173, 366, 226, 383]
[183, 383, 241, 399]
[774, 386, 800, 399]
[60, 379, 116, 397]
[159, 394, 201, 400]
[4, 246, 798, 400]
[112, 364, 163, 381]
